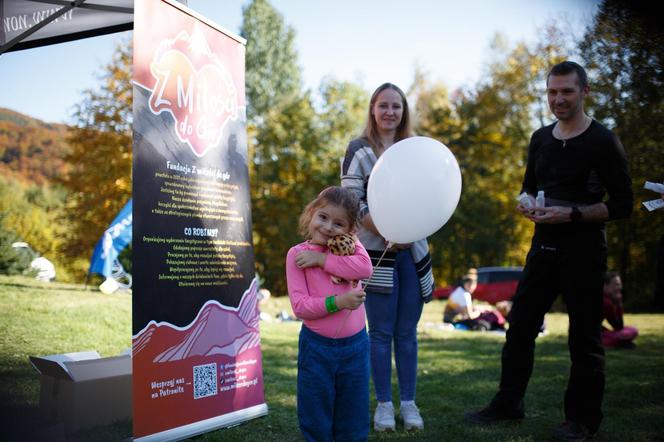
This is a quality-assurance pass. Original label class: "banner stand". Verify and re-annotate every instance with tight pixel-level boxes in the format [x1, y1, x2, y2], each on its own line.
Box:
[133, 403, 268, 442]
[132, 0, 266, 440]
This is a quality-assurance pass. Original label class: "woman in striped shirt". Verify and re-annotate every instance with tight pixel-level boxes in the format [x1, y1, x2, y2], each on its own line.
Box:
[341, 83, 434, 432]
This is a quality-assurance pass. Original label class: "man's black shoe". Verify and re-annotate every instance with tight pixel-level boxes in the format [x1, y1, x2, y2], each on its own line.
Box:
[464, 405, 524, 425]
[551, 421, 596, 441]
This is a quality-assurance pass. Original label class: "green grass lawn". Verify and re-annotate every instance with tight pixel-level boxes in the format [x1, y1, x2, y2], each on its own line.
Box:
[1, 275, 663, 441]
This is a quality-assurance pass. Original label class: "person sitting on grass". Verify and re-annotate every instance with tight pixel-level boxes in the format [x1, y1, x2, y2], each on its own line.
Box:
[602, 271, 638, 349]
[443, 269, 503, 331]
[495, 300, 547, 336]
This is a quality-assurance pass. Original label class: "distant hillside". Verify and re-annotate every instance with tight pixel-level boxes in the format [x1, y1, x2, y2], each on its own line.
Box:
[0, 108, 70, 185]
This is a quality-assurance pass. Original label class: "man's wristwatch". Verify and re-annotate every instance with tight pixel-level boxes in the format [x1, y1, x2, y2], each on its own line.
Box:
[570, 206, 582, 223]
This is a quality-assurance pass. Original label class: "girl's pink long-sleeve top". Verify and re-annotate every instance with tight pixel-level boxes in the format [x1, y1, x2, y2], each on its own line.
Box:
[286, 240, 373, 338]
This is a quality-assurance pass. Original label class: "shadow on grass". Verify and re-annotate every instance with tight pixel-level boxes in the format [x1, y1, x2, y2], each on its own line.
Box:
[198, 340, 299, 441]
[1, 332, 300, 442]
[0, 365, 41, 406]
[3, 323, 663, 441]
[0, 403, 63, 442]
[0, 362, 131, 442]
[410, 332, 664, 442]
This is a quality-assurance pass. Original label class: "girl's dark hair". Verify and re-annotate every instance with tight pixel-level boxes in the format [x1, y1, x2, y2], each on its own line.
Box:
[361, 82, 413, 150]
[298, 186, 360, 238]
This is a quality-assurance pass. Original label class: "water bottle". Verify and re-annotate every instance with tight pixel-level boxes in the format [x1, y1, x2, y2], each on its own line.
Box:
[517, 192, 535, 210]
[535, 191, 545, 215]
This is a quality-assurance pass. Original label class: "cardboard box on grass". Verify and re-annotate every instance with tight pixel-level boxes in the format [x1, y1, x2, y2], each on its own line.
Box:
[29, 350, 132, 433]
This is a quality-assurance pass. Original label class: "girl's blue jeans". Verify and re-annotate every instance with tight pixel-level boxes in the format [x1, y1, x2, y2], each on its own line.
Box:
[365, 249, 423, 403]
[297, 325, 369, 441]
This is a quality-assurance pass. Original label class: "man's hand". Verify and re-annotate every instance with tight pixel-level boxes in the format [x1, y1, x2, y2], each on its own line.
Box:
[335, 289, 366, 310]
[527, 206, 573, 224]
[516, 202, 536, 218]
[295, 250, 326, 268]
[518, 202, 610, 224]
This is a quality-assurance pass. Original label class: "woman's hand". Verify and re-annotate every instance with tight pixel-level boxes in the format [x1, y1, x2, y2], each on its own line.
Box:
[295, 251, 325, 268]
[361, 212, 412, 250]
[361, 213, 382, 236]
[335, 289, 366, 310]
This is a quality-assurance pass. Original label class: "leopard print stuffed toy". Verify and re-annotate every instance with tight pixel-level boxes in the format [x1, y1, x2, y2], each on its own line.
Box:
[327, 233, 358, 287]
[327, 233, 355, 256]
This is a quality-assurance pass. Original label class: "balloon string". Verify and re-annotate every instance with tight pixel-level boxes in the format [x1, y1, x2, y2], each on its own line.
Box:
[333, 241, 392, 338]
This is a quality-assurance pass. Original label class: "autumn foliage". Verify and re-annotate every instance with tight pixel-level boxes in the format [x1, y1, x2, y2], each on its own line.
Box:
[1, 1, 661, 308]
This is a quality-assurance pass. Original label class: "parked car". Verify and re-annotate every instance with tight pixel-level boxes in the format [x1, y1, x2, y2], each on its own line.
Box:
[11, 242, 56, 282]
[432, 266, 523, 304]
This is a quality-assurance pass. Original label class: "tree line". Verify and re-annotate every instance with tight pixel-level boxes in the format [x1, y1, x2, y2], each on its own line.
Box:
[2, 0, 661, 309]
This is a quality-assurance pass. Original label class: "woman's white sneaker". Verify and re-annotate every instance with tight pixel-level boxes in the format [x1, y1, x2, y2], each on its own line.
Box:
[400, 401, 424, 431]
[373, 401, 396, 432]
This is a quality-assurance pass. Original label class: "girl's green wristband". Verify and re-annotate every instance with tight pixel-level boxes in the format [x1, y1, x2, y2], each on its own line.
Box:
[325, 295, 339, 313]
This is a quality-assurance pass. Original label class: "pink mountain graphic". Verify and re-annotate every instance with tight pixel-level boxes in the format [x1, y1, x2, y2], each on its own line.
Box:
[131, 278, 266, 438]
[133, 278, 260, 362]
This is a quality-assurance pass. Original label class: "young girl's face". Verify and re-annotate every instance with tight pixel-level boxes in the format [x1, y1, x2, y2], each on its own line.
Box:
[308, 202, 352, 246]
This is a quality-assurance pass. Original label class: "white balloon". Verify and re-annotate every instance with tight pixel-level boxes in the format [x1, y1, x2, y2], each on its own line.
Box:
[367, 136, 462, 244]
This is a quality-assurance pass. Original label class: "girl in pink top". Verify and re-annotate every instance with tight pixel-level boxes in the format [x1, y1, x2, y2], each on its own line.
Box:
[286, 186, 373, 441]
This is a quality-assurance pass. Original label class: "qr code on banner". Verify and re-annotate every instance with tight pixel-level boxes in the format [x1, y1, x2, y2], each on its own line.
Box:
[193, 363, 217, 399]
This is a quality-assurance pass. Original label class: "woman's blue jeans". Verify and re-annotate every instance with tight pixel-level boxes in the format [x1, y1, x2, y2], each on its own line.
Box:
[365, 249, 423, 403]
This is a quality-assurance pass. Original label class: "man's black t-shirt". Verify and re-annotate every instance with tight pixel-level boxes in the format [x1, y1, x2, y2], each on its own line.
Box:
[521, 120, 632, 244]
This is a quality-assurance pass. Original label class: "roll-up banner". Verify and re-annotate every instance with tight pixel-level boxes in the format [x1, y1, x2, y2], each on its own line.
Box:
[132, 0, 266, 440]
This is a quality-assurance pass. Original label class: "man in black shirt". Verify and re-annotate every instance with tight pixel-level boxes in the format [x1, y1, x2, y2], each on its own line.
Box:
[466, 61, 633, 441]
